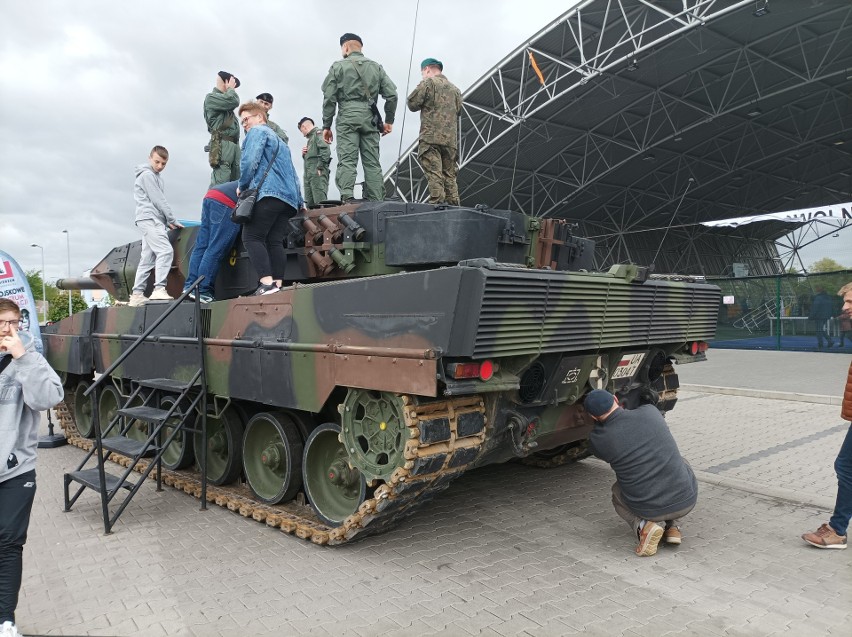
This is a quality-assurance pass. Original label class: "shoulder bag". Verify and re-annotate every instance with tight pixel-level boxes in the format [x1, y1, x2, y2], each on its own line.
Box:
[231, 138, 280, 224]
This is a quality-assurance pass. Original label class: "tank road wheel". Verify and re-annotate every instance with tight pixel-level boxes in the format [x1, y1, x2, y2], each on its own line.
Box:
[194, 405, 243, 485]
[303, 422, 367, 527]
[98, 385, 123, 439]
[339, 389, 408, 482]
[74, 381, 96, 438]
[123, 391, 150, 443]
[242, 412, 303, 504]
[159, 396, 196, 470]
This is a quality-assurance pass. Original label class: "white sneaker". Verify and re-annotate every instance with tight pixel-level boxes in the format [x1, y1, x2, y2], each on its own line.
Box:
[148, 288, 174, 301]
[128, 293, 147, 307]
[0, 621, 21, 637]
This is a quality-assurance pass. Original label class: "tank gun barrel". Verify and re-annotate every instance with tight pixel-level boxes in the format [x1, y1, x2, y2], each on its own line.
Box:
[56, 277, 101, 290]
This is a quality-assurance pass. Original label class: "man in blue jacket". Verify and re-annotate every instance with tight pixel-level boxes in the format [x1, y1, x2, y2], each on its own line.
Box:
[0, 298, 64, 637]
[585, 389, 698, 557]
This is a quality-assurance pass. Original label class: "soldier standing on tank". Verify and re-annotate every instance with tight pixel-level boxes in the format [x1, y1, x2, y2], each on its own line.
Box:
[321, 33, 398, 202]
[256, 93, 289, 144]
[204, 71, 241, 186]
[298, 117, 332, 208]
[407, 58, 463, 206]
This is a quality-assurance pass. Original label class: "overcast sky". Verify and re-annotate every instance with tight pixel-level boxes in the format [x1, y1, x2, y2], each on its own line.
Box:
[0, 0, 847, 284]
[1, 0, 586, 281]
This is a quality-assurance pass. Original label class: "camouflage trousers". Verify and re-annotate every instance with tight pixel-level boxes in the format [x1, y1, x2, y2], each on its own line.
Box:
[419, 141, 459, 205]
[209, 140, 240, 187]
[335, 108, 383, 201]
[303, 163, 330, 208]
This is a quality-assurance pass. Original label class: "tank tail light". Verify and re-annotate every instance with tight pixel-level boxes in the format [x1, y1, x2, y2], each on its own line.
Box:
[448, 360, 497, 381]
[684, 341, 710, 355]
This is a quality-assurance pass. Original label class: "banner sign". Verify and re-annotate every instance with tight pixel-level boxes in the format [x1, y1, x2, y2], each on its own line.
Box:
[0, 249, 44, 353]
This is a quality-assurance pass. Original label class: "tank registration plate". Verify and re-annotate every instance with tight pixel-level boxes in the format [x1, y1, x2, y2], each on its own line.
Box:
[611, 353, 646, 380]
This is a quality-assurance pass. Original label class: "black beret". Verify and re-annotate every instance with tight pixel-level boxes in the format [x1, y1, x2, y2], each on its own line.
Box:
[256, 93, 274, 104]
[217, 71, 241, 89]
[298, 117, 315, 128]
[340, 33, 362, 46]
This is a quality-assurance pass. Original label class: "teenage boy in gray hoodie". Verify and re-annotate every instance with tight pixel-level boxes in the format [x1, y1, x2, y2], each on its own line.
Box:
[128, 146, 184, 307]
[0, 298, 63, 637]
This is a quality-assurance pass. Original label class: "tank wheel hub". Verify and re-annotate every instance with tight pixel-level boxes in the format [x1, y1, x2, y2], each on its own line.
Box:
[260, 444, 283, 469]
[339, 389, 409, 482]
[327, 459, 360, 492]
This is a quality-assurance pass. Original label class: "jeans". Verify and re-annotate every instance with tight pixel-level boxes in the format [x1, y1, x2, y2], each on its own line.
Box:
[815, 319, 833, 348]
[0, 470, 36, 624]
[829, 423, 852, 536]
[132, 219, 173, 293]
[242, 197, 295, 281]
[183, 198, 241, 297]
[611, 481, 694, 532]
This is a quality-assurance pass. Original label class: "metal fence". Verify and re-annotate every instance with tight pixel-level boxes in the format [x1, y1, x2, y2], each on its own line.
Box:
[707, 270, 852, 352]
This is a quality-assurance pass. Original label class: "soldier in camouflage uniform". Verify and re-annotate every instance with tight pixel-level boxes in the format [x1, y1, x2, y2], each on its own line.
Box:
[321, 33, 398, 201]
[407, 58, 463, 205]
[204, 71, 241, 186]
[256, 93, 289, 144]
[298, 117, 332, 207]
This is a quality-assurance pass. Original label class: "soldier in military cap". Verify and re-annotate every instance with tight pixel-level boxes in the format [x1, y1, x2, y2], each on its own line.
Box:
[204, 71, 241, 186]
[298, 117, 332, 207]
[407, 58, 463, 206]
[256, 93, 289, 144]
[321, 33, 398, 201]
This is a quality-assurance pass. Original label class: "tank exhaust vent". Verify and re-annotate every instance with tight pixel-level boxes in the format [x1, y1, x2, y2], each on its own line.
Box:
[518, 362, 546, 403]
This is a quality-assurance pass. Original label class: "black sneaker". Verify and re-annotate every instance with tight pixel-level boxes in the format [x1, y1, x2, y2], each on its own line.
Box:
[252, 282, 279, 296]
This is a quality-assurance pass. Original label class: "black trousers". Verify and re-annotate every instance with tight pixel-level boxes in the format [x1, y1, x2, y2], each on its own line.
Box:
[242, 197, 296, 281]
[0, 469, 36, 624]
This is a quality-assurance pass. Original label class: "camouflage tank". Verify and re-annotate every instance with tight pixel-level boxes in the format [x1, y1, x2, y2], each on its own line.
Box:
[45, 201, 719, 544]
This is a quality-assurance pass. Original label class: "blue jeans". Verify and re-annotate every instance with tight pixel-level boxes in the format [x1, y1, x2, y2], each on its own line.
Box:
[183, 198, 241, 297]
[829, 423, 852, 537]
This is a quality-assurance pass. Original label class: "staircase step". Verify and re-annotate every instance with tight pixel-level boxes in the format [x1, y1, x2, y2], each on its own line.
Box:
[102, 436, 158, 458]
[67, 468, 134, 492]
[117, 406, 172, 424]
[134, 378, 199, 392]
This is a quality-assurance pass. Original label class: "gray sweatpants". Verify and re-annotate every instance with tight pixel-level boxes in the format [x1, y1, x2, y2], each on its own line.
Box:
[132, 219, 173, 294]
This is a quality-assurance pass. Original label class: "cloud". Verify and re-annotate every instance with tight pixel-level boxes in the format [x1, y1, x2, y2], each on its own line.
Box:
[0, 0, 575, 282]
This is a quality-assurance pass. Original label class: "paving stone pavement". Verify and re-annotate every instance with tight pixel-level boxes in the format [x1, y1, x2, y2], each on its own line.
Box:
[16, 351, 852, 637]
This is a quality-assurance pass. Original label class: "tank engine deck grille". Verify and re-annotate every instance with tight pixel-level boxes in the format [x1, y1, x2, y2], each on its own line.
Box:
[472, 270, 719, 357]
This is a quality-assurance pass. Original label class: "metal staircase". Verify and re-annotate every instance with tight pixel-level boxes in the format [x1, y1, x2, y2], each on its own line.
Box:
[63, 280, 208, 534]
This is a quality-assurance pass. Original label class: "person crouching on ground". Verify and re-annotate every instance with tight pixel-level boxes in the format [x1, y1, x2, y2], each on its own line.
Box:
[585, 389, 698, 557]
[0, 299, 64, 637]
[181, 180, 241, 303]
[237, 101, 304, 296]
[128, 146, 184, 307]
[801, 281, 852, 549]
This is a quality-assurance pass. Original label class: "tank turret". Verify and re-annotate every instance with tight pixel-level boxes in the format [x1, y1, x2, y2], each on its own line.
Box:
[62, 202, 595, 302]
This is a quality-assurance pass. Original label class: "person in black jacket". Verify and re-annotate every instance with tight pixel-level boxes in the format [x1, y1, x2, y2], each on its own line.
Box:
[585, 389, 698, 557]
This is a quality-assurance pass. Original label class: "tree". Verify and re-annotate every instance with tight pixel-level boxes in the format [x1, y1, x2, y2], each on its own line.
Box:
[809, 257, 846, 273]
[48, 292, 89, 323]
[25, 270, 45, 300]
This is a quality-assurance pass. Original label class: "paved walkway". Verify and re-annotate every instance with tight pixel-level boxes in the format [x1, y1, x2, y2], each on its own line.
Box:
[17, 350, 851, 637]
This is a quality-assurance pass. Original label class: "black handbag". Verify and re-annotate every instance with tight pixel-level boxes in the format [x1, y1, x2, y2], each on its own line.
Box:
[231, 140, 280, 224]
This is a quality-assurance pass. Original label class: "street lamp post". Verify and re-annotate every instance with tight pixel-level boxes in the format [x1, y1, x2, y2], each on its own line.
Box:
[30, 244, 47, 324]
[62, 230, 72, 316]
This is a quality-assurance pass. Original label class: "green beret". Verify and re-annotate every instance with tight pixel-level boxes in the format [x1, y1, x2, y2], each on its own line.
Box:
[421, 57, 443, 71]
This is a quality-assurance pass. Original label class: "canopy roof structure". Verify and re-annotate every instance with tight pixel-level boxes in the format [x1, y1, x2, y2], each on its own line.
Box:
[386, 0, 852, 275]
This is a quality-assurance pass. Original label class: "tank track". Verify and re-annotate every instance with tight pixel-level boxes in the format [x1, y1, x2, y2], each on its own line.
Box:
[56, 391, 486, 546]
